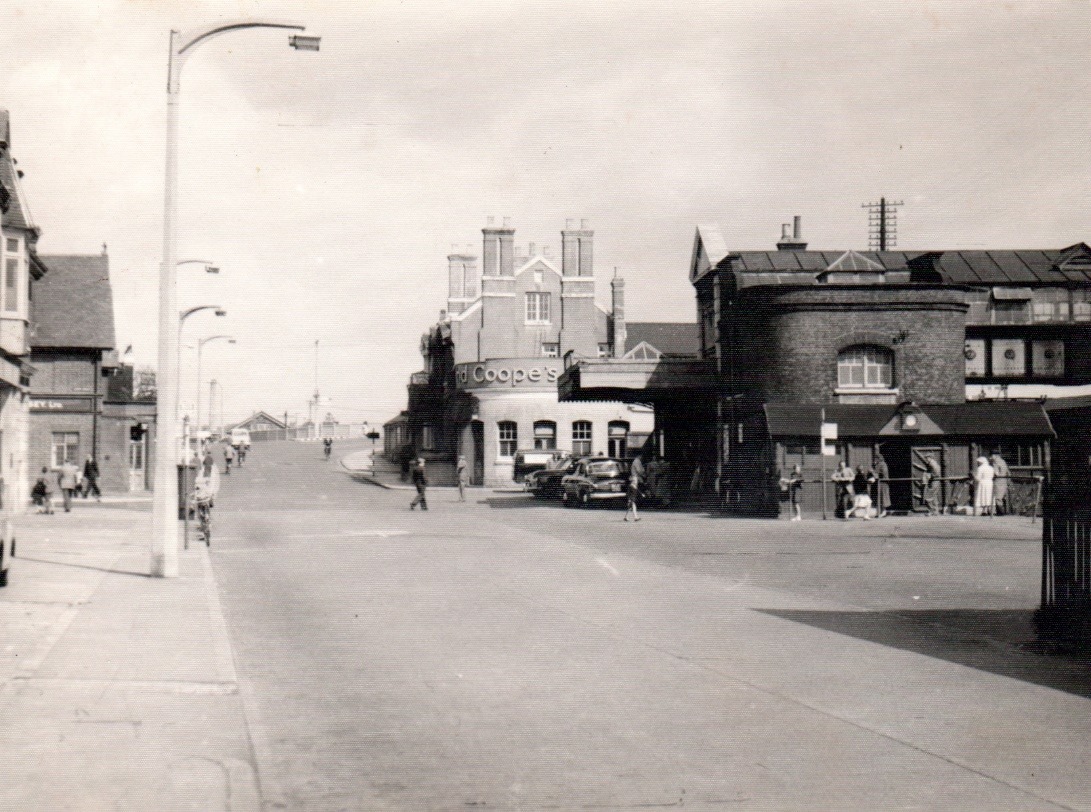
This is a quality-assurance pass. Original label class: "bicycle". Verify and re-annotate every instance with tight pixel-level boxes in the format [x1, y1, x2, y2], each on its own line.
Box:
[194, 496, 212, 546]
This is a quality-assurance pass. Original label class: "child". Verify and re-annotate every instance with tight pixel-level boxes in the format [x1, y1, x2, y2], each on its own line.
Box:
[32, 467, 54, 514]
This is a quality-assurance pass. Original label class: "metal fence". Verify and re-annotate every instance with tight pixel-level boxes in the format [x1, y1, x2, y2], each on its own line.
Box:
[1038, 478, 1091, 647]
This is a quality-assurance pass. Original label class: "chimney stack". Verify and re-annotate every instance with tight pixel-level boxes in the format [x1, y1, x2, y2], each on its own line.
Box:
[562, 218, 593, 277]
[611, 272, 626, 357]
[776, 215, 807, 251]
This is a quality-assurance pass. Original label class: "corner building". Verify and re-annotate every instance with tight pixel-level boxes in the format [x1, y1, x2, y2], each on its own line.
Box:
[408, 219, 655, 487]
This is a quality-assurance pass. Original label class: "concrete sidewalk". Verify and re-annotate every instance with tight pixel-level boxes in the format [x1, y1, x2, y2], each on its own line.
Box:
[0, 504, 258, 812]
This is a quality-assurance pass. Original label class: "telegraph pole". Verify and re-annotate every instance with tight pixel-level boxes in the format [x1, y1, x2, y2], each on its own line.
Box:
[862, 197, 903, 251]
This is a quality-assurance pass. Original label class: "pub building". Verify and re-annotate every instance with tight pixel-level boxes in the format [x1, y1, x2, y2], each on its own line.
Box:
[559, 217, 1088, 517]
[397, 218, 696, 488]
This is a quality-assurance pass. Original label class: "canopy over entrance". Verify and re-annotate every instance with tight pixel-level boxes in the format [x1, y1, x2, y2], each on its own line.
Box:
[558, 358, 716, 405]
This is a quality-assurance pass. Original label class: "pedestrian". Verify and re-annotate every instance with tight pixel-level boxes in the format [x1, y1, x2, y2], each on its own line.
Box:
[991, 452, 1010, 515]
[779, 464, 803, 521]
[202, 446, 215, 479]
[831, 459, 855, 518]
[850, 466, 874, 520]
[409, 457, 428, 510]
[456, 455, 468, 502]
[32, 467, 54, 514]
[922, 453, 942, 515]
[974, 455, 995, 516]
[873, 449, 891, 518]
[624, 466, 641, 522]
[236, 441, 246, 467]
[82, 455, 101, 501]
[58, 458, 80, 512]
[223, 442, 235, 475]
[323, 437, 332, 460]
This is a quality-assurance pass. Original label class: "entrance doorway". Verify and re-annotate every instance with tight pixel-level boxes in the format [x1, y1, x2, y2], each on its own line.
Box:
[882, 442, 942, 513]
[128, 437, 146, 491]
[471, 420, 484, 486]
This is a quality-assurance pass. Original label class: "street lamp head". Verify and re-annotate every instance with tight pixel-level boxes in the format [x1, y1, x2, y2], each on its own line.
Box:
[215, 309, 227, 317]
[289, 34, 321, 51]
[205, 265, 220, 274]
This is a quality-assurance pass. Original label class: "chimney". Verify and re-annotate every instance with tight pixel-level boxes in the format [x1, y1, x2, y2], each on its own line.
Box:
[528, 242, 537, 257]
[482, 216, 514, 277]
[611, 272, 626, 357]
[562, 218, 594, 277]
[776, 215, 808, 251]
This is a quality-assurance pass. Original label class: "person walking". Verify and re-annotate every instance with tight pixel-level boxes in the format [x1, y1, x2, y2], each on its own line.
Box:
[779, 464, 803, 521]
[58, 458, 80, 512]
[831, 459, 855, 519]
[456, 455, 468, 502]
[223, 442, 235, 475]
[323, 437, 333, 460]
[922, 453, 943, 515]
[82, 455, 101, 501]
[409, 457, 429, 511]
[624, 466, 641, 522]
[873, 450, 891, 518]
[991, 452, 1010, 515]
[202, 446, 215, 479]
[974, 455, 995, 516]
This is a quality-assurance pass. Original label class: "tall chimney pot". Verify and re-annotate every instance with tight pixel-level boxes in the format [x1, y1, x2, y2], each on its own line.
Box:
[793, 215, 802, 240]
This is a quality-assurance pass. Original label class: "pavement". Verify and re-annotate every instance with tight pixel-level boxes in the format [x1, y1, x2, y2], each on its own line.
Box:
[0, 495, 259, 812]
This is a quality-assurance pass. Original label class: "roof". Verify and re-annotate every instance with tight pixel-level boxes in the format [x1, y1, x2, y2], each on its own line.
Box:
[909, 246, 1091, 286]
[729, 250, 919, 275]
[624, 322, 699, 357]
[227, 411, 288, 432]
[0, 111, 34, 233]
[32, 254, 116, 349]
[763, 401, 1054, 438]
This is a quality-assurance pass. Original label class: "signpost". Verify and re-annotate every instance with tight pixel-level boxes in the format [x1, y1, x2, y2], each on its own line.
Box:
[820, 412, 838, 520]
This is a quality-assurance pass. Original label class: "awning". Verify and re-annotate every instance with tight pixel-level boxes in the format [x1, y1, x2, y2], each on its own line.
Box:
[558, 358, 716, 404]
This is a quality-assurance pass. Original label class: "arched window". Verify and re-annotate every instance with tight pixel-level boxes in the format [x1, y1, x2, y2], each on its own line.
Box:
[608, 421, 630, 458]
[533, 420, 557, 450]
[498, 421, 518, 457]
[572, 420, 593, 456]
[838, 345, 893, 389]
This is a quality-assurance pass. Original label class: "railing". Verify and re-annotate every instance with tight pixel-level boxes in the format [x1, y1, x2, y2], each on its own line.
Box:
[1038, 477, 1091, 647]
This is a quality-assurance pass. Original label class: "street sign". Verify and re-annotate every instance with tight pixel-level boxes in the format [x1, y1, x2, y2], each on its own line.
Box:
[821, 422, 838, 456]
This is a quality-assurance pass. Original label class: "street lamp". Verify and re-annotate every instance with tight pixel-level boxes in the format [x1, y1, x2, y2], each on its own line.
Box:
[178, 305, 226, 421]
[177, 258, 220, 274]
[152, 18, 319, 577]
[195, 335, 236, 436]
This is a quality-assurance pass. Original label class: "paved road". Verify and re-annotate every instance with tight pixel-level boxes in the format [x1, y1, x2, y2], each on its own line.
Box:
[210, 441, 1091, 811]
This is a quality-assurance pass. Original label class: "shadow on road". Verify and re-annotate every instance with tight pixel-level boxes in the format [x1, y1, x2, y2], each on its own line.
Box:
[759, 608, 1091, 699]
[15, 555, 152, 578]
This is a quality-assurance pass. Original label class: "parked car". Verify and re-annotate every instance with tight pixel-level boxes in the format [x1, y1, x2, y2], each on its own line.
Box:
[561, 457, 632, 507]
[513, 448, 568, 483]
[525, 454, 582, 498]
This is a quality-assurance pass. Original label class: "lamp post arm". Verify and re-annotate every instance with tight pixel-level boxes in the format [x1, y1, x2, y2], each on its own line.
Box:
[170, 19, 306, 91]
[180, 305, 223, 324]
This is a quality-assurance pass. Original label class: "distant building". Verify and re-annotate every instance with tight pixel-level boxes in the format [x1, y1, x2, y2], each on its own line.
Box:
[397, 219, 690, 487]
[102, 364, 157, 491]
[0, 110, 46, 512]
[227, 411, 288, 438]
[562, 217, 1068, 516]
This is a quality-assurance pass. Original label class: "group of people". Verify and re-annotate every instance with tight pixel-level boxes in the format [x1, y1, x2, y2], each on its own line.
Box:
[31, 456, 101, 514]
[779, 449, 1012, 520]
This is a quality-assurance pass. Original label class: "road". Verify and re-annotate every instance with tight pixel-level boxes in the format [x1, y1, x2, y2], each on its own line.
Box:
[210, 440, 1091, 811]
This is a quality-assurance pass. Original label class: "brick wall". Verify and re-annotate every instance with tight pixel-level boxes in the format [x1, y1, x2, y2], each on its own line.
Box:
[727, 286, 969, 404]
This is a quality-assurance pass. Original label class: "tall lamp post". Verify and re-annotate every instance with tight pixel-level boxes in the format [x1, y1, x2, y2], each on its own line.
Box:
[195, 335, 236, 436]
[152, 19, 319, 577]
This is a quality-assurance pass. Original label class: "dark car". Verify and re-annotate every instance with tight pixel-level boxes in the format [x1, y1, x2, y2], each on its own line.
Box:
[513, 449, 568, 483]
[561, 457, 631, 507]
[524, 454, 581, 498]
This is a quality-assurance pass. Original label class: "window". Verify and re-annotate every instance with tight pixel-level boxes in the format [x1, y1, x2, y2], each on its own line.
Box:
[51, 432, 79, 468]
[572, 420, 592, 456]
[4, 257, 17, 313]
[498, 421, 518, 457]
[541, 342, 559, 358]
[991, 338, 1026, 376]
[421, 425, 435, 450]
[1074, 290, 1091, 322]
[597, 343, 611, 358]
[837, 345, 893, 389]
[608, 421, 629, 458]
[525, 292, 551, 324]
[991, 300, 1029, 325]
[5, 238, 16, 253]
[1032, 289, 1070, 323]
[533, 421, 556, 450]
[965, 339, 987, 377]
[1031, 340, 1064, 377]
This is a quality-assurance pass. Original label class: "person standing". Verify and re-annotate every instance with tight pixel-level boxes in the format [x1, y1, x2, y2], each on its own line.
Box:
[831, 459, 855, 519]
[974, 456, 995, 516]
[202, 446, 215, 479]
[624, 467, 641, 522]
[409, 457, 429, 511]
[991, 452, 1010, 515]
[922, 453, 942, 516]
[780, 464, 803, 521]
[456, 455, 468, 502]
[82, 455, 101, 501]
[223, 442, 235, 475]
[873, 450, 891, 518]
[58, 459, 80, 512]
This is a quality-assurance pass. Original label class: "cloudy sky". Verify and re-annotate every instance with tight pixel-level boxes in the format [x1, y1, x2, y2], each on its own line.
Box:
[1, 1, 1088, 427]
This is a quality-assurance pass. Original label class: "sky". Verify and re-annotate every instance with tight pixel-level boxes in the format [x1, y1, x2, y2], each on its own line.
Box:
[1, 0, 1088, 428]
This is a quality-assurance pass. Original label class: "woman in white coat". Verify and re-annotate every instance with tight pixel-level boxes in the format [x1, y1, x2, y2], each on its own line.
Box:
[973, 456, 995, 516]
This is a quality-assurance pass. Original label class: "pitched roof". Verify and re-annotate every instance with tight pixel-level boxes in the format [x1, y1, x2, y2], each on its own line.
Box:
[624, 322, 699, 357]
[32, 254, 116, 349]
[763, 401, 1053, 438]
[227, 411, 287, 431]
[909, 246, 1091, 286]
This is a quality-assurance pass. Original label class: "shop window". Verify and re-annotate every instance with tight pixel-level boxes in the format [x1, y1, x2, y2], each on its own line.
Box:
[837, 345, 893, 389]
[541, 342, 559, 358]
[1031, 340, 1064, 377]
[572, 420, 592, 456]
[525, 292, 551, 324]
[965, 339, 987, 377]
[51, 432, 79, 468]
[991, 338, 1026, 376]
[533, 421, 556, 450]
[498, 421, 518, 457]
[607, 421, 629, 458]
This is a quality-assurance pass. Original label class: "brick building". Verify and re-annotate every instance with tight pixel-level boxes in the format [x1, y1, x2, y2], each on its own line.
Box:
[562, 218, 1068, 516]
